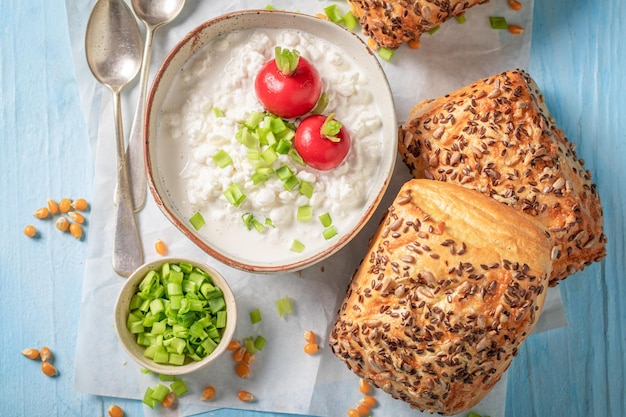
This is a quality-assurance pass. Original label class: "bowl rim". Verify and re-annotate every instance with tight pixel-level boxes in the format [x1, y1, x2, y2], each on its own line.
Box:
[114, 257, 237, 375]
[145, 9, 397, 273]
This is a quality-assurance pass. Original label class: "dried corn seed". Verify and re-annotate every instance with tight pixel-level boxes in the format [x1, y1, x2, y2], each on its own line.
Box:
[108, 405, 124, 417]
[408, 39, 421, 49]
[21, 348, 40, 360]
[155, 239, 168, 255]
[315, 13, 328, 19]
[23, 225, 37, 238]
[304, 343, 319, 355]
[508, 24, 524, 34]
[367, 37, 379, 50]
[242, 351, 255, 365]
[40, 346, 52, 362]
[347, 409, 360, 417]
[34, 207, 50, 219]
[201, 385, 216, 401]
[227, 340, 241, 351]
[304, 330, 316, 344]
[69, 223, 83, 240]
[55, 216, 70, 232]
[362, 395, 376, 408]
[356, 403, 370, 415]
[59, 198, 72, 213]
[68, 211, 85, 224]
[508, 0, 523, 10]
[162, 391, 176, 408]
[71, 198, 89, 211]
[235, 362, 250, 379]
[237, 390, 254, 402]
[47, 199, 59, 215]
[41, 361, 58, 377]
[359, 378, 370, 394]
[232, 346, 246, 362]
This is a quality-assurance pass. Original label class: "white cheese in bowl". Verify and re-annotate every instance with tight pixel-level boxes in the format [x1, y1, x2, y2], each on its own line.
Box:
[157, 27, 384, 266]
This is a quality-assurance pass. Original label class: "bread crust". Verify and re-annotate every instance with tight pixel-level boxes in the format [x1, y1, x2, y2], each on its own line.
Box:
[348, 0, 489, 49]
[329, 179, 552, 415]
[398, 69, 606, 284]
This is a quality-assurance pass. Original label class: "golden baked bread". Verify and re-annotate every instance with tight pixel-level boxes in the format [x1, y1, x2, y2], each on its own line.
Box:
[347, 0, 489, 49]
[398, 69, 607, 284]
[329, 179, 553, 415]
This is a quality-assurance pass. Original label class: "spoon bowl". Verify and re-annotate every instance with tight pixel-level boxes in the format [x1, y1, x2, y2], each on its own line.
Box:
[126, 0, 186, 212]
[85, 0, 144, 277]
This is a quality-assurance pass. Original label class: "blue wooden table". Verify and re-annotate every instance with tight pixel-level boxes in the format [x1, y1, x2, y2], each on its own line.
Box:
[1, 1, 624, 416]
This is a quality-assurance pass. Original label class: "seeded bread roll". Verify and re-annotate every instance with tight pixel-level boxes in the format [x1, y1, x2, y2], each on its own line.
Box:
[329, 179, 552, 415]
[398, 70, 607, 285]
[347, 0, 489, 50]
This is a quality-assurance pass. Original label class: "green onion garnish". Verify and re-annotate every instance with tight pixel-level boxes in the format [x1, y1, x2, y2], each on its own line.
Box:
[318, 212, 332, 227]
[276, 296, 293, 317]
[224, 183, 246, 206]
[170, 379, 188, 397]
[189, 212, 205, 230]
[377, 47, 395, 62]
[275, 138, 292, 154]
[323, 226, 338, 240]
[290, 240, 305, 253]
[324, 4, 344, 23]
[276, 165, 294, 181]
[288, 148, 306, 166]
[213, 107, 225, 118]
[427, 25, 440, 35]
[249, 308, 262, 324]
[212, 150, 233, 168]
[489, 16, 508, 30]
[150, 384, 170, 402]
[242, 213, 254, 230]
[283, 175, 300, 192]
[455, 14, 467, 24]
[297, 205, 313, 222]
[299, 181, 314, 199]
[254, 335, 267, 351]
[260, 147, 278, 165]
[143, 386, 158, 408]
[343, 11, 359, 31]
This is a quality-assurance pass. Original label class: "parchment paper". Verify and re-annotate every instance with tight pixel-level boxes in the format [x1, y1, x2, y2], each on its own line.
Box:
[68, 1, 566, 416]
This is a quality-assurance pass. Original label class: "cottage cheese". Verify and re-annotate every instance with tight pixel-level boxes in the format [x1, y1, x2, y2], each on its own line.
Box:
[159, 28, 384, 265]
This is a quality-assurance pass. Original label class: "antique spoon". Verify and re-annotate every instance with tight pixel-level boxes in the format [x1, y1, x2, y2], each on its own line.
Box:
[126, 0, 186, 212]
[85, 0, 144, 277]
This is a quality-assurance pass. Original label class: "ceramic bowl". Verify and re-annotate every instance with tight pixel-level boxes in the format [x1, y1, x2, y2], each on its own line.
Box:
[114, 258, 237, 375]
[145, 10, 397, 273]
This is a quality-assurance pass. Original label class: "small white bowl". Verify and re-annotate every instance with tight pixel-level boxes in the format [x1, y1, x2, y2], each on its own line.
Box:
[114, 258, 237, 375]
[145, 10, 397, 273]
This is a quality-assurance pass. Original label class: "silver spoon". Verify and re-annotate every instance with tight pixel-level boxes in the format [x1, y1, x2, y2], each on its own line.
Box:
[85, 0, 144, 277]
[126, 0, 186, 212]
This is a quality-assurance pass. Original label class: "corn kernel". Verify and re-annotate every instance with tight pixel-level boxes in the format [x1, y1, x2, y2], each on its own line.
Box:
[304, 330, 316, 344]
[21, 348, 40, 360]
[356, 403, 370, 415]
[367, 37, 379, 51]
[304, 343, 319, 355]
[23, 225, 37, 238]
[162, 391, 176, 408]
[41, 361, 58, 377]
[55, 216, 70, 232]
[359, 378, 370, 394]
[508, 24, 524, 35]
[232, 346, 246, 362]
[108, 405, 124, 417]
[347, 409, 360, 417]
[408, 39, 421, 49]
[362, 395, 376, 408]
[508, 0, 523, 11]
[227, 340, 241, 351]
[155, 239, 168, 255]
[242, 351, 255, 365]
[201, 385, 216, 401]
[235, 362, 250, 379]
[69, 223, 83, 240]
[71, 198, 89, 211]
[59, 198, 72, 213]
[40, 346, 52, 362]
[34, 207, 50, 219]
[47, 199, 59, 215]
[237, 390, 254, 402]
[68, 211, 85, 224]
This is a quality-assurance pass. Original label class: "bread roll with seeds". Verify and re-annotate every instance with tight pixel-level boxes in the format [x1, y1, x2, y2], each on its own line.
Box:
[398, 69, 606, 284]
[347, 0, 489, 50]
[329, 179, 552, 415]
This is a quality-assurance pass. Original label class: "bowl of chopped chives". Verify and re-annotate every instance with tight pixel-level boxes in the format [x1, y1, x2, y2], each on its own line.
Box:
[114, 258, 237, 375]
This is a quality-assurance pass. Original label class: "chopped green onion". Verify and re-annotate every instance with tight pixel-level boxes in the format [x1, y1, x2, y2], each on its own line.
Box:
[276, 165, 294, 181]
[343, 11, 359, 31]
[318, 212, 332, 227]
[311, 92, 329, 114]
[224, 183, 246, 207]
[251, 218, 266, 232]
[189, 212, 205, 230]
[244, 111, 264, 129]
[323, 226, 338, 240]
[427, 25, 440, 35]
[251, 172, 269, 185]
[170, 379, 188, 397]
[455, 14, 467, 24]
[288, 148, 306, 166]
[377, 47, 395, 62]
[297, 205, 313, 222]
[142, 387, 158, 409]
[212, 150, 233, 168]
[276, 296, 293, 317]
[283, 175, 300, 192]
[275, 138, 292, 154]
[159, 373, 176, 381]
[254, 335, 267, 351]
[243, 336, 256, 354]
[140, 367, 153, 374]
[299, 180, 314, 199]
[265, 4, 276, 10]
[260, 147, 278, 165]
[489, 16, 508, 30]
[242, 213, 254, 230]
[324, 4, 344, 23]
[249, 308, 262, 324]
[265, 218, 274, 227]
[290, 239, 305, 253]
[150, 384, 170, 402]
[213, 107, 225, 118]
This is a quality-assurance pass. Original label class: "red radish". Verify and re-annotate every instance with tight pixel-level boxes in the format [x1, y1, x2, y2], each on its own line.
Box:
[255, 47, 322, 119]
[294, 114, 351, 171]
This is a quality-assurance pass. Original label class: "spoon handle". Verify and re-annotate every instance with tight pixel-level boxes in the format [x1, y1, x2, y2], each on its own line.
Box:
[126, 25, 156, 212]
[112, 90, 144, 277]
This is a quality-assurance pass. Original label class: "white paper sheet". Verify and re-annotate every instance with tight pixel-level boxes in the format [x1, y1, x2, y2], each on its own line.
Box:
[69, 1, 566, 416]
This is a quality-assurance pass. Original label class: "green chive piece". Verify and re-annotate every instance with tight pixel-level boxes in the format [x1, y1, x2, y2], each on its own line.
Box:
[213, 107, 225, 118]
[242, 213, 254, 230]
[276, 165, 294, 181]
[290, 239, 305, 253]
[289, 148, 306, 166]
[324, 4, 344, 23]
[244, 111, 264, 129]
[224, 183, 246, 206]
[265, 218, 274, 227]
[299, 180, 314, 198]
[427, 25, 440, 35]
[323, 226, 338, 240]
[189, 212, 205, 230]
[170, 379, 188, 397]
[251, 219, 266, 232]
[276, 296, 293, 317]
[260, 147, 278, 165]
[455, 14, 467, 24]
[318, 212, 332, 227]
[489, 16, 508, 30]
[377, 47, 395, 61]
[150, 384, 170, 402]
[275, 138, 292, 154]
[212, 150, 233, 168]
[343, 11, 359, 31]
[254, 335, 267, 351]
[142, 387, 158, 408]
[244, 336, 256, 354]
[297, 205, 313, 222]
[265, 4, 275, 10]
[283, 175, 300, 192]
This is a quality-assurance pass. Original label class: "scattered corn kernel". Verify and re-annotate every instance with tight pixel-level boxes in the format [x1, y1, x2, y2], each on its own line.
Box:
[508, 0, 523, 11]
[21, 348, 40, 360]
[108, 405, 124, 417]
[40, 346, 52, 362]
[58, 198, 72, 213]
[356, 403, 370, 415]
[41, 361, 58, 377]
[23, 225, 37, 238]
[237, 390, 254, 402]
[232, 346, 246, 362]
[315, 13, 328, 19]
[47, 199, 59, 215]
[362, 395, 376, 408]
[359, 378, 370, 394]
[155, 239, 168, 255]
[408, 38, 421, 49]
[347, 409, 360, 417]
[34, 207, 50, 219]
[201, 385, 216, 401]
[227, 340, 241, 351]
[304, 343, 319, 355]
[162, 391, 176, 408]
[508, 24, 524, 34]
[242, 351, 255, 365]
[304, 330, 316, 344]
[69, 223, 83, 240]
[71, 198, 89, 211]
[68, 211, 85, 224]
[367, 37, 379, 51]
[235, 362, 250, 379]
[55, 216, 70, 232]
